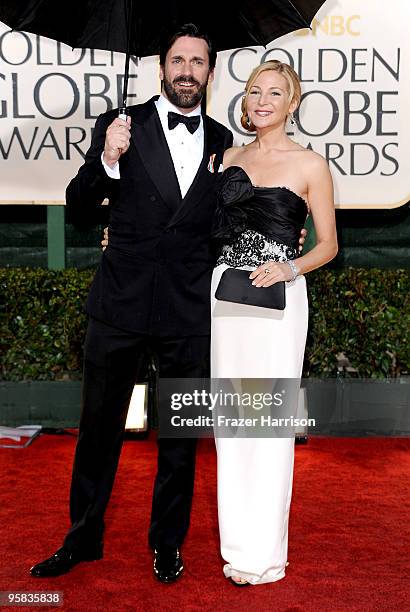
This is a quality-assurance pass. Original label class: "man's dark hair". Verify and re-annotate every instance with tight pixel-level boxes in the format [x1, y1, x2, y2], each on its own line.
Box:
[159, 23, 217, 69]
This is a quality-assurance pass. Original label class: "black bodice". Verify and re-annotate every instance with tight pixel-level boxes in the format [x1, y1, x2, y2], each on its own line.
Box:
[213, 165, 308, 249]
[213, 166, 309, 268]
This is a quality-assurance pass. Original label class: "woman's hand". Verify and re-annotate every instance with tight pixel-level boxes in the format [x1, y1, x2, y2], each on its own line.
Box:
[101, 226, 109, 251]
[249, 261, 295, 287]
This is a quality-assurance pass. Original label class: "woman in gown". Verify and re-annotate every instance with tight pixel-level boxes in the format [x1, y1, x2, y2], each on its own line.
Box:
[211, 60, 338, 586]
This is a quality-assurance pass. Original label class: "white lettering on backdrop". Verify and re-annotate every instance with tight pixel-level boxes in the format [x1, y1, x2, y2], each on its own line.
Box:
[0, 0, 408, 208]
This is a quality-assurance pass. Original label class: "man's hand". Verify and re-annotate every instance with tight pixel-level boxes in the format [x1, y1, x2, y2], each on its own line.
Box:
[103, 116, 131, 167]
[101, 226, 109, 251]
[299, 227, 307, 253]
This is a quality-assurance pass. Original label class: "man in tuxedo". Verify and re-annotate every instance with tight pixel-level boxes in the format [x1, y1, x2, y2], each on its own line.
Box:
[30, 23, 233, 583]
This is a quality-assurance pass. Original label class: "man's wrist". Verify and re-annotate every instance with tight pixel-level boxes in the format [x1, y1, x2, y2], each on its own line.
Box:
[101, 151, 120, 179]
[103, 151, 119, 168]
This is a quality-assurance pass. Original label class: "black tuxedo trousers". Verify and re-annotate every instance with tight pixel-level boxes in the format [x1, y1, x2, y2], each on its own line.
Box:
[64, 317, 210, 551]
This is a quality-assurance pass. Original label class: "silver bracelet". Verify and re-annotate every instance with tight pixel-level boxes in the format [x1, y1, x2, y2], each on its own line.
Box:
[286, 259, 299, 281]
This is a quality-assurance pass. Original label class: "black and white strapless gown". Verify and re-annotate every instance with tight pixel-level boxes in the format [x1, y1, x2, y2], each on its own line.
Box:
[211, 166, 309, 585]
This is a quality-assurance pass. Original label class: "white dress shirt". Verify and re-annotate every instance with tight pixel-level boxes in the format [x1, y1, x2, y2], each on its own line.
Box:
[101, 94, 204, 198]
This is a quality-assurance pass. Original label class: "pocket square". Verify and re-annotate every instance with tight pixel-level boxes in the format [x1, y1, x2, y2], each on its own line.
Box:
[207, 153, 216, 173]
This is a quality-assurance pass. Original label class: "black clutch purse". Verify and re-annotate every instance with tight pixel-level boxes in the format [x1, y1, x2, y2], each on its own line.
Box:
[215, 268, 286, 310]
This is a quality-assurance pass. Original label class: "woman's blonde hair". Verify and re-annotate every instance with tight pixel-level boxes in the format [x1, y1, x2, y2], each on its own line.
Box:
[241, 60, 301, 132]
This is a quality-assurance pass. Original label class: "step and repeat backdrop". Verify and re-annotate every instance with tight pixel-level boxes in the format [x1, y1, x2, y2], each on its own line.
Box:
[0, 0, 409, 209]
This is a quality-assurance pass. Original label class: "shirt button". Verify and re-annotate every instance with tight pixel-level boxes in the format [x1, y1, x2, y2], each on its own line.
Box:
[150, 195, 156, 202]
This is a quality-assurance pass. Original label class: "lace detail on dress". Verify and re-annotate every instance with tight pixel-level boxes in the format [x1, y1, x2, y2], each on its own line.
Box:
[216, 229, 297, 268]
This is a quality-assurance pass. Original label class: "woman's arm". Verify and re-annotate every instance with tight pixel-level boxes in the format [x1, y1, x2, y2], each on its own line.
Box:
[250, 153, 337, 287]
[292, 153, 338, 275]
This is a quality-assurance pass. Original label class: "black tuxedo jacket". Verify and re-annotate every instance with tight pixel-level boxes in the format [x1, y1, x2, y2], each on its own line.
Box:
[66, 96, 233, 336]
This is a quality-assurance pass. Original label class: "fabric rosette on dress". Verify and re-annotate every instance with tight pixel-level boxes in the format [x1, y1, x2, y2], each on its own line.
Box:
[212, 166, 254, 243]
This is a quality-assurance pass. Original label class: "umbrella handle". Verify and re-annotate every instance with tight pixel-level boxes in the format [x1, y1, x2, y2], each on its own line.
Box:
[119, 0, 135, 117]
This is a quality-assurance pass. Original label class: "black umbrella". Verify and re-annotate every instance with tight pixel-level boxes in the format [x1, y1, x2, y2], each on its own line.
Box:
[0, 0, 327, 111]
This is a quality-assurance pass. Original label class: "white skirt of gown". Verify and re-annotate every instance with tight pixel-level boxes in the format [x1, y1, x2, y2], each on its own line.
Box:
[211, 263, 308, 585]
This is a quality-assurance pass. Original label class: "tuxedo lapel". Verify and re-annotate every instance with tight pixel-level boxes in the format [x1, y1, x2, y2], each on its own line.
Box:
[167, 116, 224, 227]
[129, 97, 181, 211]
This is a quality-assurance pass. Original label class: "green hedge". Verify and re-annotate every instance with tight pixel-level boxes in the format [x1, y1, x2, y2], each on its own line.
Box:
[1, 268, 93, 381]
[1, 267, 409, 380]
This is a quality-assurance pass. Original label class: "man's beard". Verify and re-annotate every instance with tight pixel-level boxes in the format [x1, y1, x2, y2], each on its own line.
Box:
[163, 75, 208, 109]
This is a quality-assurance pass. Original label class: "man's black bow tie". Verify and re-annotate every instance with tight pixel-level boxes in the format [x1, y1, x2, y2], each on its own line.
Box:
[168, 111, 200, 134]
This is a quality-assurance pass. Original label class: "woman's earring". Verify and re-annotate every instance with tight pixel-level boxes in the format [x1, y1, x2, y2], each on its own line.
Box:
[246, 115, 251, 127]
[289, 113, 296, 126]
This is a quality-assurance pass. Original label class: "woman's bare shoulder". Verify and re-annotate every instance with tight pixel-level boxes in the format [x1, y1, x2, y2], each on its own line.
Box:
[294, 146, 329, 173]
[223, 146, 242, 166]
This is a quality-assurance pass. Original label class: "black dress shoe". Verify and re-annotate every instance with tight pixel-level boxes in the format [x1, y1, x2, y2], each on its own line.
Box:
[153, 548, 184, 583]
[30, 544, 103, 578]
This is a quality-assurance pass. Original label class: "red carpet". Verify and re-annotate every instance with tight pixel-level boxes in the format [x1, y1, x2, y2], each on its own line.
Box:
[1, 435, 409, 611]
